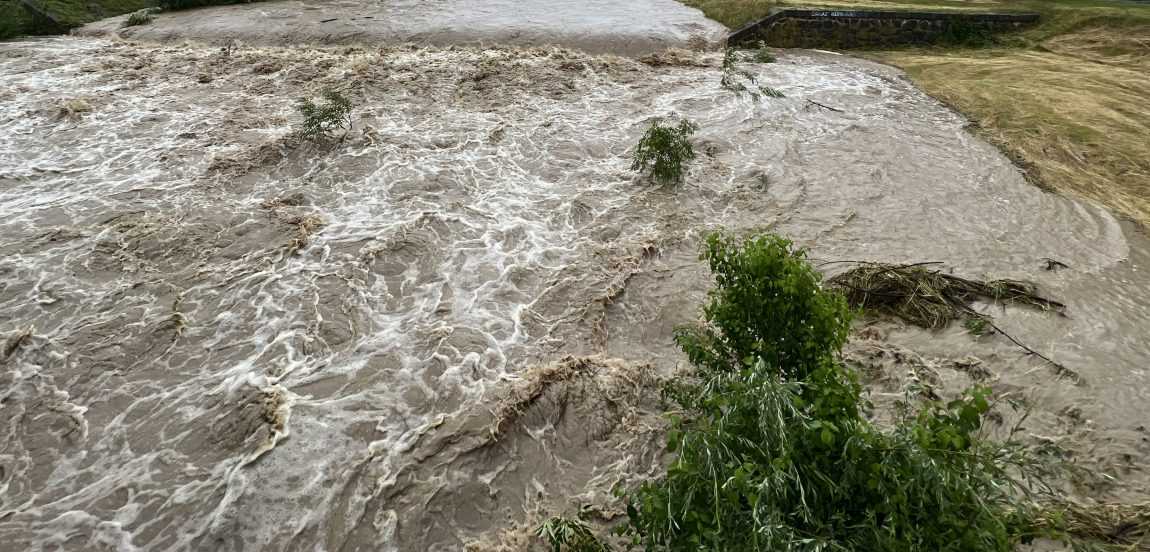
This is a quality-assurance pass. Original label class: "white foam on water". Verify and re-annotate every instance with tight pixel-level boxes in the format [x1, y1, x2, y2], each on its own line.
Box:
[2, 38, 1147, 550]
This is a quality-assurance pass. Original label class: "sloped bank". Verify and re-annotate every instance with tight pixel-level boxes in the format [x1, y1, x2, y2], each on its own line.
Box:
[0, 0, 152, 39]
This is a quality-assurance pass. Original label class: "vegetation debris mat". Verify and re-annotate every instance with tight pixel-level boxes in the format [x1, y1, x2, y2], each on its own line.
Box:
[827, 262, 1065, 329]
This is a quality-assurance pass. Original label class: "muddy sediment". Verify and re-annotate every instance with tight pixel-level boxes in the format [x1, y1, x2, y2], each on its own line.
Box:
[1, 37, 1148, 550]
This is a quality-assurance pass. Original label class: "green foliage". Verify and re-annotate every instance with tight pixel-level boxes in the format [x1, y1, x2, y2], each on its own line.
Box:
[759, 85, 786, 98]
[0, 3, 37, 40]
[123, 8, 154, 26]
[675, 234, 851, 382]
[965, 316, 991, 336]
[295, 88, 354, 141]
[938, 21, 998, 47]
[631, 119, 698, 185]
[536, 517, 611, 552]
[755, 41, 777, 63]
[621, 232, 1057, 552]
[721, 48, 787, 102]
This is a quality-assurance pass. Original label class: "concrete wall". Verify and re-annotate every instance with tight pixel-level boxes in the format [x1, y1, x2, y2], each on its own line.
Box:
[730, 9, 1039, 49]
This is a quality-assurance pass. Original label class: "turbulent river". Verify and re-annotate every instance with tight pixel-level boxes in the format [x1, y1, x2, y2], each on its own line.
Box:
[1, 37, 1148, 551]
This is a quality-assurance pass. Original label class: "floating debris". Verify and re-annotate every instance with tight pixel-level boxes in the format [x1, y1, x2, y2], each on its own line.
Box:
[1038, 500, 1150, 550]
[827, 262, 1065, 329]
[828, 262, 1077, 381]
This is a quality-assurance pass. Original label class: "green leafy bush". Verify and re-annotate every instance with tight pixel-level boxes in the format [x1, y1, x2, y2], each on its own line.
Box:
[631, 119, 698, 185]
[620, 232, 1055, 551]
[295, 88, 354, 141]
[675, 234, 851, 382]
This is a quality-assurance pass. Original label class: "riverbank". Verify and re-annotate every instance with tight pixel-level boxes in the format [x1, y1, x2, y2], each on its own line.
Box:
[4, 2, 1149, 549]
[687, 0, 1150, 225]
[0, 0, 153, 39]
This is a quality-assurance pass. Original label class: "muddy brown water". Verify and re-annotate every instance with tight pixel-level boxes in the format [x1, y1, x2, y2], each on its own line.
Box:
[1, 37, 1148, 551]
[77, 0, 728, 57]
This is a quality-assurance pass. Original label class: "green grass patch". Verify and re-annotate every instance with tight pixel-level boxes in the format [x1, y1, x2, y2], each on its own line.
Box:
[0, 0, 268, 39]
[35, 0, 153, 26]
[679, 0, 778, 29]
[1, 0, 154, 38]
[0, 2, 38, 39]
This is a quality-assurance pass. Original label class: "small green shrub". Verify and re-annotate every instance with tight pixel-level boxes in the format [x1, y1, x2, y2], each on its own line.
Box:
[123, 9, 154, 27]
[295, 88, 354, 141]
[536, 517, 611, 552]
[631, 119, 697, 185]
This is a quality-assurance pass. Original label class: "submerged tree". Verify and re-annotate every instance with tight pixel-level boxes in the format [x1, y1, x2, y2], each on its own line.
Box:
[631, 118, 698, 185]
[295, 88, 354, 142]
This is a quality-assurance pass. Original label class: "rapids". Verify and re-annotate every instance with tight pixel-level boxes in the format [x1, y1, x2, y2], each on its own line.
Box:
[1, 37, 1147, 550]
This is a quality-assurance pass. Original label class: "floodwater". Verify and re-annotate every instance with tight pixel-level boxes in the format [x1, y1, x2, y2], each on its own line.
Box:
[1, 37, 1148, 551]
[77, 0, 728, 57]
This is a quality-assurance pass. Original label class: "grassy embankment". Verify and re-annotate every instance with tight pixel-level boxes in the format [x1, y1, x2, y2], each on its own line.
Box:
[1, 0, 155, 38]
[687, 0, 1150, 226]
[0, 0, 256, 39]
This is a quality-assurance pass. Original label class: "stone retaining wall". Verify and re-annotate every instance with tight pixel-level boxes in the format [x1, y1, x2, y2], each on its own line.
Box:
[730, 9, 1039, 49]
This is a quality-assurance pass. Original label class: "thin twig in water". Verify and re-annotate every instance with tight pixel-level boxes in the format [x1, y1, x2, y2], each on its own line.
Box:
[807, 99, 844, 113]
[815, 259, 945, 268]
[983, 319, 1082, 384]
